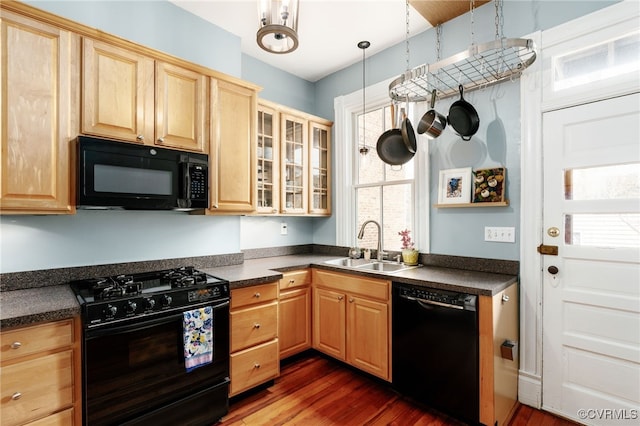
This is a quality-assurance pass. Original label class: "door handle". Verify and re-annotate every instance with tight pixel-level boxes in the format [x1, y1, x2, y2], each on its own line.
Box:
[548, 265, 559, 275]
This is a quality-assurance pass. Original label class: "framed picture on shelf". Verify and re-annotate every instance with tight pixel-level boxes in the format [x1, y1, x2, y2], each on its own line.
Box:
[473, 167, 506, 203]
[438, 167, 472, 205]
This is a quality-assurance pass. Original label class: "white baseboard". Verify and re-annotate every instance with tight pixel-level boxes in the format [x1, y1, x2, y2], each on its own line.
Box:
[518, 371, 542, 409]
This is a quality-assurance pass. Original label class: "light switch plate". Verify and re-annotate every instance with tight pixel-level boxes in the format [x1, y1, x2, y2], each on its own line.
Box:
[280, 222, 288, 235]
[485, 226, 515, 243]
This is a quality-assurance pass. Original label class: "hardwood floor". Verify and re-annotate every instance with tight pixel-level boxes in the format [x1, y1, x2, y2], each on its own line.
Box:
[220, 353, 579, 426]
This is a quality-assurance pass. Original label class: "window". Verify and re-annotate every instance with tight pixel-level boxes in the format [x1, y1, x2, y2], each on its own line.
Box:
[333, 78, 427, 253]
[355, 105, 415, 251]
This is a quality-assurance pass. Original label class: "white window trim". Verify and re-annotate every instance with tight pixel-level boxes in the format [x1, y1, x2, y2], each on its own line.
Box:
[334, 78, 429, 251]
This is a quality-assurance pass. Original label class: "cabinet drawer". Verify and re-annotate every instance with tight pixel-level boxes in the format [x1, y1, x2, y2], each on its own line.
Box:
[312, 269, 390, 301]
[230, 339, 279, 396]
[231, 282, 278, 309]
[1, 350, 74, 426]
[230, 301, 278, 352]
[279, 269, 311, 290]
[1, 320, 74, 362]
[26, 408, 74, 426]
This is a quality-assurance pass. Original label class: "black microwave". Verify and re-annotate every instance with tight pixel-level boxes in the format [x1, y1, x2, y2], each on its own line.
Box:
[77, 136, 209, 210]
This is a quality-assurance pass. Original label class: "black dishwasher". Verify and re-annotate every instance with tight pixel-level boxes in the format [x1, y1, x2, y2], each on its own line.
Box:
[392, 282, 479, 425]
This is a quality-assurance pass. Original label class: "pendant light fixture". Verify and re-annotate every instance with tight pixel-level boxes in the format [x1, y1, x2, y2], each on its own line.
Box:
[358, 40, 370, 156]
[257, 0, 299, 54]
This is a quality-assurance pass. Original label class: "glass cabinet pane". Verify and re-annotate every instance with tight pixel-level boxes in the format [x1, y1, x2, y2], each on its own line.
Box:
[309, 123, 330, 214]
[282, 115, 307, 213]
[257, 108, 277, 211]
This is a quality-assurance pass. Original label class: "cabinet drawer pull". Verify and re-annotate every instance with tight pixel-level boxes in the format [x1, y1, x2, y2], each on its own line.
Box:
[254, 363, 261, 369]
[11, 392, 22, 400]
[289, 279, 295, 284]
[10, 341, 22, 349]
[254, 292, 261, 298]
[253, 323, 261, 329]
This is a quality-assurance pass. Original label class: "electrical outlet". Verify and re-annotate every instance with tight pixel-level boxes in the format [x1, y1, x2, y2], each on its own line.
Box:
[484, 226, 515, 243]
[280, 222, 288, 235]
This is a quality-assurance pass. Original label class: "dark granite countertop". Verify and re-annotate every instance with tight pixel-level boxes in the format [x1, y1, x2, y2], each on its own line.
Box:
[1, 252, 517, 329]
[203, 254, 517, 296]
[0, 285, 81, 329]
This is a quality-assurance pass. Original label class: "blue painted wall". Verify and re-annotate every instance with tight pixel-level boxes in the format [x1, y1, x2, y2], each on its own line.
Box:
[0, 1, 619, 272]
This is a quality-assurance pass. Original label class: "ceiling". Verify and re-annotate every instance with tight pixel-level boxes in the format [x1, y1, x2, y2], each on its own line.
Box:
[169, 0, 434, 82]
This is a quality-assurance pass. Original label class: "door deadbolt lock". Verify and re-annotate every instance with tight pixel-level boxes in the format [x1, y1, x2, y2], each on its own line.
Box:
[547, 227, 560, 237]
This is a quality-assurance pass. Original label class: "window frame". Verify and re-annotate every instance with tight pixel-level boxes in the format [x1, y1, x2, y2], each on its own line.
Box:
[334, 78, 429, 252]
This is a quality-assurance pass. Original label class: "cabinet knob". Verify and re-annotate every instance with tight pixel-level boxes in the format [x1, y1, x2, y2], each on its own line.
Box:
[253, 323, 261, 329]
[289, 279, 295, 284]
[254, 292, 261, 298]
[136, 135, 144, 141]
[502, 294, 510, 303]
[157, 137, 165, 143]
[337, 295, 344, 301]
[11, 392, 22, 400]
[254, 363, 261, 369]
[349, 298, 354, 303]
[10, 341, 21, 349]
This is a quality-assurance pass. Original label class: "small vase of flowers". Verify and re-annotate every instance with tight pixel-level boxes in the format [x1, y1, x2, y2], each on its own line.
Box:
[398, 229, 419, 265]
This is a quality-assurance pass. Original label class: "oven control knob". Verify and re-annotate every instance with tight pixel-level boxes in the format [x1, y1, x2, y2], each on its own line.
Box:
[105, 304, 117, 317]
[162, 294, 173, 307]
[145, 298, 156, 310]
[126, 301, 137, 314]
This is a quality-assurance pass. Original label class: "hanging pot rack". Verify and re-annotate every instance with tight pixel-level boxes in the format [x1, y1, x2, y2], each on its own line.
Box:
[389, 37, 537, 103]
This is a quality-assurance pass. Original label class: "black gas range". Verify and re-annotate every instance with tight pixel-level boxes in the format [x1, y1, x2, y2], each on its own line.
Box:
[71, 267, 230, 426]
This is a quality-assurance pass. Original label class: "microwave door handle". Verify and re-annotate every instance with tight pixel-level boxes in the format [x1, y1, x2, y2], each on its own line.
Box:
[184, 164, 191, 201]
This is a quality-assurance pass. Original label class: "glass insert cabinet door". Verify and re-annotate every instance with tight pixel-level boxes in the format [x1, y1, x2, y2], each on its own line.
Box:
[281, 113, 308, 214]
[257, 104, 279, 213]
[309, 122, 331, 215]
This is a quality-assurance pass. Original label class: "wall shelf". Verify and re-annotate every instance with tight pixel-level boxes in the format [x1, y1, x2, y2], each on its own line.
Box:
[435, 201, 509, 208]
[389, 38, 537, 102]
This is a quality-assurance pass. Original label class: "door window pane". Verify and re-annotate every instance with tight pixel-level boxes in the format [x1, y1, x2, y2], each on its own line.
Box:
[565, 163, 640, 200]
[565, 213, 640, 247]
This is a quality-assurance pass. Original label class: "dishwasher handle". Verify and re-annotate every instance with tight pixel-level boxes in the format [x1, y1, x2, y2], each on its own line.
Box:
[400, 294, 465, 310]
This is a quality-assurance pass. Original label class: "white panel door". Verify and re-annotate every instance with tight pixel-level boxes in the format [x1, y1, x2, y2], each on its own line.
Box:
[542, 93, 640, 424]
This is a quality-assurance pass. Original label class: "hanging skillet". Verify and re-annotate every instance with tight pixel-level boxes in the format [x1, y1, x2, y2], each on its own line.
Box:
[376, 104, 414, 166]
[400, 99, 417, 153]
[448, 85, 480, 141]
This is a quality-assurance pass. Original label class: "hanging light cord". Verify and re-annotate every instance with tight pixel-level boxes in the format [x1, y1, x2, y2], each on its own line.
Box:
[358, 41, 370, 155]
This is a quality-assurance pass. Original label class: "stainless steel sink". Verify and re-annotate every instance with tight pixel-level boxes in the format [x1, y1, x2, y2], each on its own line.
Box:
[323, 257, 372, 268]
[324, 257, 419, 274]
[356, 262, 414, 273]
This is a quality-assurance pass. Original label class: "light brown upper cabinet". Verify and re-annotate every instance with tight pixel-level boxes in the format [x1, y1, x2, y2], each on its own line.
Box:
[308, 121, 331, 215]
[280, 112, 308, 215]
[0, 9, 78, 214]
[82, 38, 207, 153]
[208, 80, 257, 213]
[255, 100, 332, 216]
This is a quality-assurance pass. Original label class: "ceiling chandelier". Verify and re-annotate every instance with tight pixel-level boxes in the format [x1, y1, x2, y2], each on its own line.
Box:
[257, 0, 299, 54]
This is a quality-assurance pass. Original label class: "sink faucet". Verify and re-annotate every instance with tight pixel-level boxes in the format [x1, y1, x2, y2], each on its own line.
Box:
[357, 220, 387, 261]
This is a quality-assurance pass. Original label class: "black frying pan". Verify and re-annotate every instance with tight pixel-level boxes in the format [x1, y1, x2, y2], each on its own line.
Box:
[448, 85, 479, 141]
[376, 104, 415, 166]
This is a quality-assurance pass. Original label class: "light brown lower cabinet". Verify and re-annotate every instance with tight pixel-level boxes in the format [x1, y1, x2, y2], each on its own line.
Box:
[311, 269, 391, 381]
[0, 318, 81, 426]
[229, 282, 279, 396]
[479, 282, 520, 426]
[278, 270, 312, 359]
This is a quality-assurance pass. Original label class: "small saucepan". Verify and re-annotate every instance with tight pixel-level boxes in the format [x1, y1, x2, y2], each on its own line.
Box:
[376, 104, 415, 166]
[448, 85, 480, 141]
[417, 90, 447, 138]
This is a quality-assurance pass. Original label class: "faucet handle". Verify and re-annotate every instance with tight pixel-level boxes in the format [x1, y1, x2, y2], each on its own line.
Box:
[394, 254, 401, 264]
[378, 250, 388, 261]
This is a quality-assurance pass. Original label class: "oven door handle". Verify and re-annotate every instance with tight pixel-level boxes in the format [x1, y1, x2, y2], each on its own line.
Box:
[86, 300, 229, 339]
